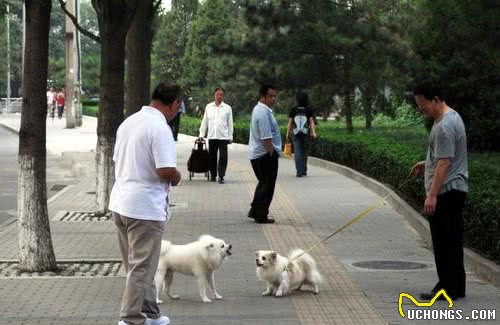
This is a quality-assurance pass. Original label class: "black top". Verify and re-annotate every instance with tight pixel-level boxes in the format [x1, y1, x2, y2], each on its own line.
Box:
[289, 106, 313, 134]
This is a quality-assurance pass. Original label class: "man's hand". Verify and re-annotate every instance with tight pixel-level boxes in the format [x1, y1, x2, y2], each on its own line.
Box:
[156, 167, 181, 186]
[311, 132, 317, 140]
[171, 170, 181, 186]
[423, 195, 437, 216]
[410, 161, 425, 177]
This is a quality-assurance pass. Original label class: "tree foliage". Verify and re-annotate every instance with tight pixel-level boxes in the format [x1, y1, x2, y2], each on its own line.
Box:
[410, 0, 500, 150]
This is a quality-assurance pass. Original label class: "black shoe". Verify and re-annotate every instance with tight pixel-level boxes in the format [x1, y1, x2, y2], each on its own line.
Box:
[419, 292, 443, 301]
[255, 217, 275, 224]
[419, 291, 464, 301]
[218, 177, 225, 184]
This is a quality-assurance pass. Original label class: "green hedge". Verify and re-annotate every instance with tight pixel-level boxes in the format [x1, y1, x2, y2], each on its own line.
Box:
[181, 114, 500, 262]
[82, 105, 98, 117]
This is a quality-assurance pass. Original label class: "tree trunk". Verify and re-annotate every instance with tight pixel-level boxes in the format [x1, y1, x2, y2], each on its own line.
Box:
[18, 0, 57, 272]
[93, 1, 137, 214]
[363, 93, 373, 129]
[344, 89, 354, 133]
[125, 0, 155, 116]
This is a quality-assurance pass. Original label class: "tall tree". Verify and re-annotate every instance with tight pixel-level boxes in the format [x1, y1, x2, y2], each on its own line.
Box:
[60, 0, 138, 214]
[411, 0, 500, 150]
[125, 0, 161, 116]
[92, 0, 137, 214]
[152, 0, 198, 86]
[18, 0, 57, 272]
[181, 0, 261, 112]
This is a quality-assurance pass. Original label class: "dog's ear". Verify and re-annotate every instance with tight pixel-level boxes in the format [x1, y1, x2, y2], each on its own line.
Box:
[206, 243, 214, 249]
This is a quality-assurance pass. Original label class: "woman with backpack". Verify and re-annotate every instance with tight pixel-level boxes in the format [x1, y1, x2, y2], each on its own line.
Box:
[286, 92, 317, 177]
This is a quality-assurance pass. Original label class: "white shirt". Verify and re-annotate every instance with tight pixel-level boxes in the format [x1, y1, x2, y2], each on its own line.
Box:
[46, 91, 54, 105]
[109, 106, 176, 221]
[199, 101, 233, 140]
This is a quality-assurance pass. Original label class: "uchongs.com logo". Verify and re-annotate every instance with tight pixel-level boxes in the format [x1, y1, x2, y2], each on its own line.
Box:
[398, 289, 496, 321]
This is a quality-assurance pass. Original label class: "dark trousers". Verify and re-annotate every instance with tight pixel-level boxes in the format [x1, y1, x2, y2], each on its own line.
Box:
[429, 190, 467, 298]
[249, 151, 279, 221]
[57, 105, 64, 119]
[169, 113, 181, 141]
[208, 139, 228, 179]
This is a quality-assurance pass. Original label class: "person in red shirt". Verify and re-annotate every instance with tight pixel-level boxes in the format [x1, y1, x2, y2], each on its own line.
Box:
[55, 88, 65, 119]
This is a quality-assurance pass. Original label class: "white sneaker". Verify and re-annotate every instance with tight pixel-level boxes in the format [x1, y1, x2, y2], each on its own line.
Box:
[118, 321, 128, 325]
[145, 315, 170, 325]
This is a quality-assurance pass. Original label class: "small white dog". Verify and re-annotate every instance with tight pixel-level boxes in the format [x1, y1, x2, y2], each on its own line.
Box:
[255, 249, 321, 297]
[155, 235, 232, 303]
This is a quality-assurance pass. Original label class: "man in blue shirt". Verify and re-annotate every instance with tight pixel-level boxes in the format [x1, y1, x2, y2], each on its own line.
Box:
[247, 84, 281, 224]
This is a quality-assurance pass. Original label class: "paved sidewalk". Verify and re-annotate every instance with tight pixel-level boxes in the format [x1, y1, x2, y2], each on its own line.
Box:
[0, 113, 498, 325]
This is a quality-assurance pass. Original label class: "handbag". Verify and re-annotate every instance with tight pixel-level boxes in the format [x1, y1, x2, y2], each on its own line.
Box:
[283, 142, 293, 157]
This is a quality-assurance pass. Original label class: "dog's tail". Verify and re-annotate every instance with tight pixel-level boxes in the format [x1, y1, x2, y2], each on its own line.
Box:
[288, 249, 322, 284]
[160, 240, 172, 255]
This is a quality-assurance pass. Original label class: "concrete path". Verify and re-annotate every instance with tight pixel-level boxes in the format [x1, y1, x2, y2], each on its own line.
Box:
[0, 113, 498, 325]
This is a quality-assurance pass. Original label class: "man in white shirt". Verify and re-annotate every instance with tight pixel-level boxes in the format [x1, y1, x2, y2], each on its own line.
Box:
[199, 87, 234, 184]
[109, 83, 182, 325]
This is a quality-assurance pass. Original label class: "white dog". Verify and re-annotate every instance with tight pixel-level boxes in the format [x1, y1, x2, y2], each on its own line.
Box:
[155, 235, 232, 303]
[255, 249, 321, 297]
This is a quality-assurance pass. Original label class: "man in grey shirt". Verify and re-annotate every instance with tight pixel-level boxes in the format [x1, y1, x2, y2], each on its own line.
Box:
[247, 84, 281, 224]
[411, 82, 468, 301]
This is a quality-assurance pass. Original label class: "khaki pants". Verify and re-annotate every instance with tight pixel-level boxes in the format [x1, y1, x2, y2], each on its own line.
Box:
[114, 212, 165, 325]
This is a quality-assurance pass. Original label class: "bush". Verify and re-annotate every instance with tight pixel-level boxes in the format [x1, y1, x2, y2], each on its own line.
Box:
[180, 114, 500, 262]
[82, 105, 98, 117]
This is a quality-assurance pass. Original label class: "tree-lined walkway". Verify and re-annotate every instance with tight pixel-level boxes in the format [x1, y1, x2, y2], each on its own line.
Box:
[0, 114, 499, 324]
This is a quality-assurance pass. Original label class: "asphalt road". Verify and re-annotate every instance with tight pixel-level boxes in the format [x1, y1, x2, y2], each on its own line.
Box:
[0, 127, 76, 226]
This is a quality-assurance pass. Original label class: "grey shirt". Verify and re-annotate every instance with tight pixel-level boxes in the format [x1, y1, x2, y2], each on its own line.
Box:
[425, 108, 468, 195]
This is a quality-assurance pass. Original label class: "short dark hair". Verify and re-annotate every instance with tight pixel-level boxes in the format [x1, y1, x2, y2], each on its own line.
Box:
[259, 84, 277, 98]
[413, 82, 445, 101]
[214, 87, 225, 94]
[296, 91, 309, 107]
[152, 83, 182, 105]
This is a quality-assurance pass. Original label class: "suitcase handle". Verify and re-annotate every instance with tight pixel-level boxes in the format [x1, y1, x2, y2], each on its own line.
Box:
[194, 138, 206, 150]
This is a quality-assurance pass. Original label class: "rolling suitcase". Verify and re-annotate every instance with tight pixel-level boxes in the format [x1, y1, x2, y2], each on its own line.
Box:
[187, 138, 210, 181]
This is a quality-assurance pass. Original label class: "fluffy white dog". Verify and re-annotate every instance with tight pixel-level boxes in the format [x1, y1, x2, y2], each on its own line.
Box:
[155, 235, 232, 303]
[255, 249, 321, 297]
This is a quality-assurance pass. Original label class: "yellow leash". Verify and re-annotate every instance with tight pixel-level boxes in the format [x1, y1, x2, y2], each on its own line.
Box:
[286, 177, 415, 267]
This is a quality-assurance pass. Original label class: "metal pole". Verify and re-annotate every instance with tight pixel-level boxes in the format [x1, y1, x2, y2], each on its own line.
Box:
[6, 4, 11, 113]
[75, 0, 83, 126]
